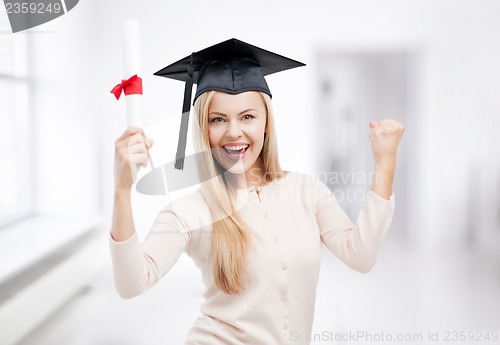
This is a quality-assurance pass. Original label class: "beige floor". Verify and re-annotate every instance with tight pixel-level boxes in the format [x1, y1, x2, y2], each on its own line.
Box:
[17, 238, 500, 345]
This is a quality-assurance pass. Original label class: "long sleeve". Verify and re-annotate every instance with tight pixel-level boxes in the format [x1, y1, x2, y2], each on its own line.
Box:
[109, 206, 190, 298]
[315, 181, 394, 273]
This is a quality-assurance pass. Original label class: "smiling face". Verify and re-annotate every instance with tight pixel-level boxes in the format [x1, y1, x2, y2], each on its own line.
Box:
[208, 91, 267, 184]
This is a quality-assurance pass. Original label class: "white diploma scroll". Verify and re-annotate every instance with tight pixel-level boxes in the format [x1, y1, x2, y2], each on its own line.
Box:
[123, 19, 143, 128]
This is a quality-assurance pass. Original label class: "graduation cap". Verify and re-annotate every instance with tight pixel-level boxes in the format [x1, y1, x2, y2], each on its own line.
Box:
[154, 38, 305, 170]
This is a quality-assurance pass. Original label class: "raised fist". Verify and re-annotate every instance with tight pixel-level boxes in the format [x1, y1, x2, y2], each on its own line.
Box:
[369, 119, 405, 166]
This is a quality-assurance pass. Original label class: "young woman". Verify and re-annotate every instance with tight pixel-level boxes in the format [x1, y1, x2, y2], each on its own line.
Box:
[110, 39, 404, 344]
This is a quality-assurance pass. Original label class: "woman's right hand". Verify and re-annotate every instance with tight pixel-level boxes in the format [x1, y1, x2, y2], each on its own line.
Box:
[114, 127, 154, 190]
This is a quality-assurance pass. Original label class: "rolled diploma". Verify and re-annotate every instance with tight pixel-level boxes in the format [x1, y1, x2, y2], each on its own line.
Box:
[123, 19, 143, 128]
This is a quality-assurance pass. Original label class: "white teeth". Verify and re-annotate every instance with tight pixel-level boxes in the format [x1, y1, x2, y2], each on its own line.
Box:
[224, 145, 249, 151]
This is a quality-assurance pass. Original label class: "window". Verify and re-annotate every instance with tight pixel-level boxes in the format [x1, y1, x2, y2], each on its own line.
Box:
[0, 15, 33, 228]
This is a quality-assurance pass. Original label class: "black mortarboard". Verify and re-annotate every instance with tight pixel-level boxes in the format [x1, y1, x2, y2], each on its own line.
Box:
[154, 38, 305, 170]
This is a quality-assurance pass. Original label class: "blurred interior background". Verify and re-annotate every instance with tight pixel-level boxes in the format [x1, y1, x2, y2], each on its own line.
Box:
[0, 0, 499, 344]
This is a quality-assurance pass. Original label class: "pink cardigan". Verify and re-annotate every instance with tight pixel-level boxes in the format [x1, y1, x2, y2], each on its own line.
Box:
[109, 171, 394, 344]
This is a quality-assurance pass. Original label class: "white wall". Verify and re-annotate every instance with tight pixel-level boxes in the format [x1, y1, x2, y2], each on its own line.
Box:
[29, 0, 101, 216]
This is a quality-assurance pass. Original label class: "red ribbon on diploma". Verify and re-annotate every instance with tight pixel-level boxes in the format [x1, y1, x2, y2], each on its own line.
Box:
[110, 74, 143, 100]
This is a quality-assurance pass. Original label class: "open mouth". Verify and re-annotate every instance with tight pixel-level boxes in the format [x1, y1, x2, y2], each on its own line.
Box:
[222, 144, 249, 160]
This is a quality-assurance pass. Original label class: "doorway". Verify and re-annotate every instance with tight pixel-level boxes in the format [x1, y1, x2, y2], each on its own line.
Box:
[314, 49, 419, 244]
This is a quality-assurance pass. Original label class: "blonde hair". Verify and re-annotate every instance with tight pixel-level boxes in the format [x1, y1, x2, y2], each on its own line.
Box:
[193, 90, 285, 295]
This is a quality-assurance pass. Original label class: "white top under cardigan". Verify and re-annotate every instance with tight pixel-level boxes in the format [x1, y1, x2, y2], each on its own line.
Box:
[109, 171, 394, 345]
